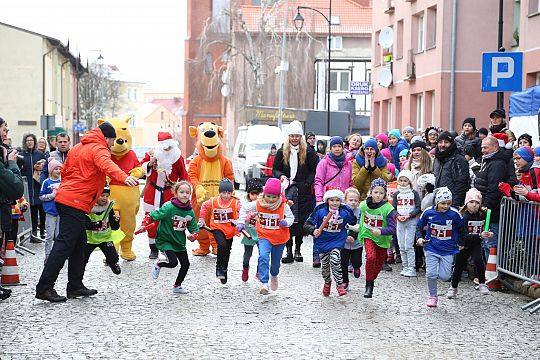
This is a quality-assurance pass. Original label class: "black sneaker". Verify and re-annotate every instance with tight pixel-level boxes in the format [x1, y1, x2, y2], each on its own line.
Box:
[220, 270, 228, 284]
[281, 249, 294, 264]
[110, 263, 121, 275]
[216, 268, 226, 280]
[30, 232, 44, 243]
[294, 250, 303, 262]
[1, 291, 11, 301]
[0, 285, 12, 294]
[67, 287, 98, 299]
[382, 263, 393, 271]
[149, 248, 158, 259]
[35, 288, 67, 302]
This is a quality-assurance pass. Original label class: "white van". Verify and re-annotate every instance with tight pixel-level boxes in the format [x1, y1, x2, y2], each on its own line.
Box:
[233, 125, 284, 189]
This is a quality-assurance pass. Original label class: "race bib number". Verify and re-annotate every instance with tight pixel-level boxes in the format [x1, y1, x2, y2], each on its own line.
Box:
[397, 193, 415, 215]
[213, 208, 233, 223]
[324, 218, 343, 233]
[172, 215, 192, 231]
[467, 220, 484, 235]
[258, 213, 280, 230]
[429, 221, 453, 240]
[364, 213, 383, 229]
[249, 215, 257, 226]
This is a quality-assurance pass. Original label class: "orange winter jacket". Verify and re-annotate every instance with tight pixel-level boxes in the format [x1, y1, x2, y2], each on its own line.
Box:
[55, 127, 128, 213]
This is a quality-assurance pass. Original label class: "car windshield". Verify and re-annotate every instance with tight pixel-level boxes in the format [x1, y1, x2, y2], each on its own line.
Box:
[248, 143, 277, 152]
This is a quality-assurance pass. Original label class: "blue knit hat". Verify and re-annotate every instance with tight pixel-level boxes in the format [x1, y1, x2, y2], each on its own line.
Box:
[515, 146, 534, 163]
[399, 149, 409, 157]
[389, 129, 401, 140]
[363, 138, 378, 150]
[403, 126, 415, 134]
[329, 136, 344, 148]
[219, 178, 234, 193]
[370, 178, 387, 192]
[534, 146, 540, 157]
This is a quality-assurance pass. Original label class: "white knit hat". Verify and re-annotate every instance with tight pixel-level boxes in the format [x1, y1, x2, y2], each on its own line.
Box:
[287, 120, 303, 136]
[435, 187, 453, 204]
[397, 169, 414, 185]
[417, 173, 436, 188]
[323, 189, 345, 203]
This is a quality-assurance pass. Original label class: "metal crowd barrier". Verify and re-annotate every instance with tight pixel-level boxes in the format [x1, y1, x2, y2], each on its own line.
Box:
[497, 196, 540, 314]
[15, 176, 35, 255]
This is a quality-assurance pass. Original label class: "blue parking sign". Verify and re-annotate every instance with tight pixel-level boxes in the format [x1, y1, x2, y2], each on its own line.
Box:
[481, 52, 523, 92]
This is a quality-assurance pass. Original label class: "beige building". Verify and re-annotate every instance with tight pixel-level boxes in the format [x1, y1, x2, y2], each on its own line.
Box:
[131, 98, 183, 149]
[0, 22, 84, 146]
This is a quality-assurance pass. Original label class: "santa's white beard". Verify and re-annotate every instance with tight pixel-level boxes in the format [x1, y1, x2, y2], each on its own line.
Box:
[154, 143, 181, 175]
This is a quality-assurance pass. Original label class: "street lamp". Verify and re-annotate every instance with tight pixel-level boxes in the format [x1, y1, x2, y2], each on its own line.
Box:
[294, 2, 332, 135]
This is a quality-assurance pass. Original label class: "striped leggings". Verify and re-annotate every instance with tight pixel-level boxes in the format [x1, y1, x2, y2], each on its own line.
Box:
[320, 249, 343, 285]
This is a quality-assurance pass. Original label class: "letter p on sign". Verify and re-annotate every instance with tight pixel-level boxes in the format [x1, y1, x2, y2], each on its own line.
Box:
[482, 52, 523, 92]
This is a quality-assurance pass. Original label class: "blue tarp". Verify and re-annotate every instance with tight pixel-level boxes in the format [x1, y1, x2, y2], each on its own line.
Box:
[509, 85, 540, 117]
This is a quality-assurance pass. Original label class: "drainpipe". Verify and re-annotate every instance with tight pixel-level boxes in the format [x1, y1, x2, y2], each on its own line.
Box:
[42, 44, 59, 137]
[60, 59, 70, 124]
[449, 0, 457, 132]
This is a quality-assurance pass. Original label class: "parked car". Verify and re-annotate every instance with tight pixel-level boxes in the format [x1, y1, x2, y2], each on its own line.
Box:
[232, 125, 284, 189]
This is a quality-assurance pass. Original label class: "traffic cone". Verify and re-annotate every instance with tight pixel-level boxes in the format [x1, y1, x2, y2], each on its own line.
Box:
[485, 247, 502, 290]
[1, 240, 20, 285]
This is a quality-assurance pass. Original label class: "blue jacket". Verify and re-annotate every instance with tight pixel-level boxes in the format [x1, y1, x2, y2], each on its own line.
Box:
[304, 203, 357, 253]
[39, 178, 61, 216]
[20, 149, 47, 205]
[388, 138, 409, 171]
[416, 206, 465, 256]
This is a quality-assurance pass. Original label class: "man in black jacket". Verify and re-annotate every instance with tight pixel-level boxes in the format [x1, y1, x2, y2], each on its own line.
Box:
[433, 131, 470, 208]
[475, 136, 516, 260]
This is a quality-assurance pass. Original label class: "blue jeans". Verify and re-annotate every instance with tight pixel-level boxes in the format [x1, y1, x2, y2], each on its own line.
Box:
[258, 239, 286, 284]
[424, 250, 454, 297]
[483, 222, 499, 262]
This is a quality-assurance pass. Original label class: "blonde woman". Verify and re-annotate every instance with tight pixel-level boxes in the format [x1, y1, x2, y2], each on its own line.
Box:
[272, 120, 319, 265]
[403, 140, 433, 195]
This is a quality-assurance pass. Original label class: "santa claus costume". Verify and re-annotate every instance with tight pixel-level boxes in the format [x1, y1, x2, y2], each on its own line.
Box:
[141, 132, 189, 258]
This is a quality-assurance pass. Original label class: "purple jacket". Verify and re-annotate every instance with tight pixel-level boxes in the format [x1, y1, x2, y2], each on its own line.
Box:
[314, 154, 353, 202]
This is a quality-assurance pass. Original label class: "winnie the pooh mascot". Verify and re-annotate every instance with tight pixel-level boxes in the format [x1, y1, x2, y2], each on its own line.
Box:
[97, 117, 145, 261]
[188, 122, 234, 256]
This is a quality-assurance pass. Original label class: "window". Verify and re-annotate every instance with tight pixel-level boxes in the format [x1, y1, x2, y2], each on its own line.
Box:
[387, 100, 393, 130]
[160, 111, 164, 121]
[127, 89, 132, 101]
[416, 94, 424, 130]
[330, 70, 350, 92]
[374, 30, 381, 66]
[328, 36, 343, 50]
[537, 72, 540, 85]
[133, 89, 137, 101]
[128, 113, 136, 127]
[396, 20, 404, 59]
[431, 92, 436, 126]
[330, 16, 340, 25]
[529, 0, 540, 14]
[417, 14, 425, 52]
[426, 6, 437, 49]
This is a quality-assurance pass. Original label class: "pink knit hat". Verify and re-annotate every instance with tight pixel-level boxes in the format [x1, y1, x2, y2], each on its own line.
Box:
[375, 133, 388, 147]
[381, 148, 391, 161]
[263, 178, 281, 196]
[387, 162, 396, 176]
[47, 157, 62, 175]
[464, 188, 482, 205]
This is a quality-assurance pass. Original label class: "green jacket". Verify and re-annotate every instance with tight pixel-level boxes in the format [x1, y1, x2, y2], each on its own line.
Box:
[0, 159, 24, 201]
[150, 203, 199, 252]
[358, 201, 394, 248]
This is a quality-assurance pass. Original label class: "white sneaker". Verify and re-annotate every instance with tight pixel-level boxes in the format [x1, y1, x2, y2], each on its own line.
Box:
[400, 269, 407, 276]
[173, 286, 189, 294]
[446, 287, 458, 299]
[478, 283, 490, 295]
[270, 276, 279, 291]
[151, 261, 161, 280]
[403, 268, 417, 277]
[259, 283, 269, 295]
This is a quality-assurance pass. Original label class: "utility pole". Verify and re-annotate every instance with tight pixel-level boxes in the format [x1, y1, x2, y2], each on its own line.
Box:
[497, 0, 504, 110]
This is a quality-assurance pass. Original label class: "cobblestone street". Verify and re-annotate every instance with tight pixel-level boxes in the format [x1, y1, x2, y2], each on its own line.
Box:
[1, 209, 539, 359]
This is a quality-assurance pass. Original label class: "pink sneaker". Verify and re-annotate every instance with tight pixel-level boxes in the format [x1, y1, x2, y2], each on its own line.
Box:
[322, 282, 331, 297]
[256, 272, 260, 280]
[270, 276, 279, 291]
[353, 268, 361, 278]
[426, 296, 438, 308]
[336, 284, 347, 296]
[242, 268, 249, 282]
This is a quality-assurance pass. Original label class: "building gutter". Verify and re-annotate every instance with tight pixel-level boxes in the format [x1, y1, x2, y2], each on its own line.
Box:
[449, 0, 457, 132]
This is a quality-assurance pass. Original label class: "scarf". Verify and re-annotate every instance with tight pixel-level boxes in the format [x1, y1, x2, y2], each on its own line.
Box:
[329, 152, 346, 169]
[258, 196, 283, 211]
[289, 145, 299, 181]
[172, 197, 192, 210]
[480, 151, 497, 172]
[489, 122, 507, 134]
[410, 158, 421, 171]
[434, 142, 457, 160]
[397, 185, 412, 194]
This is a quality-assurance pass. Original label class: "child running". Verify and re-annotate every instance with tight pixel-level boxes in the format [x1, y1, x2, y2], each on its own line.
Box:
[416, 187, 465, 308]
[392, 170, 421, 277]
[304, 188, 357, 296]
[237, 178, 294, 295]
[358, 178, 397, 298]
[241, 178, 263, 282]
[340, 187, 362, 290]
[39, 158, 62, 263]
[149, 181, 199, 294]
[198, 178, 240, 284]
[85, 183, 123, 275]
[447, 188, 492, 298]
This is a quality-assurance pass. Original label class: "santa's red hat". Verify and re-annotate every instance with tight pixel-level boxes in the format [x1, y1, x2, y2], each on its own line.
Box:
[492, 133, 513, 149]
[158, 132, 173, 143]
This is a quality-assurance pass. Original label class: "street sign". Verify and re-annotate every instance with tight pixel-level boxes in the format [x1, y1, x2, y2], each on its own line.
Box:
[40, 114, 55, 130]
[481, 52, 523, 92]
[350, 81, 370, 95]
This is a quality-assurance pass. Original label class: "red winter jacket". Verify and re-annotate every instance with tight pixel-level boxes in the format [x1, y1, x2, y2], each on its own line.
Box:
[55, 128, 128, 213]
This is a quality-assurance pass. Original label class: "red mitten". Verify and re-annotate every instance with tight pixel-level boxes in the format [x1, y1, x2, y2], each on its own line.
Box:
[498, 182, 512, 197]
